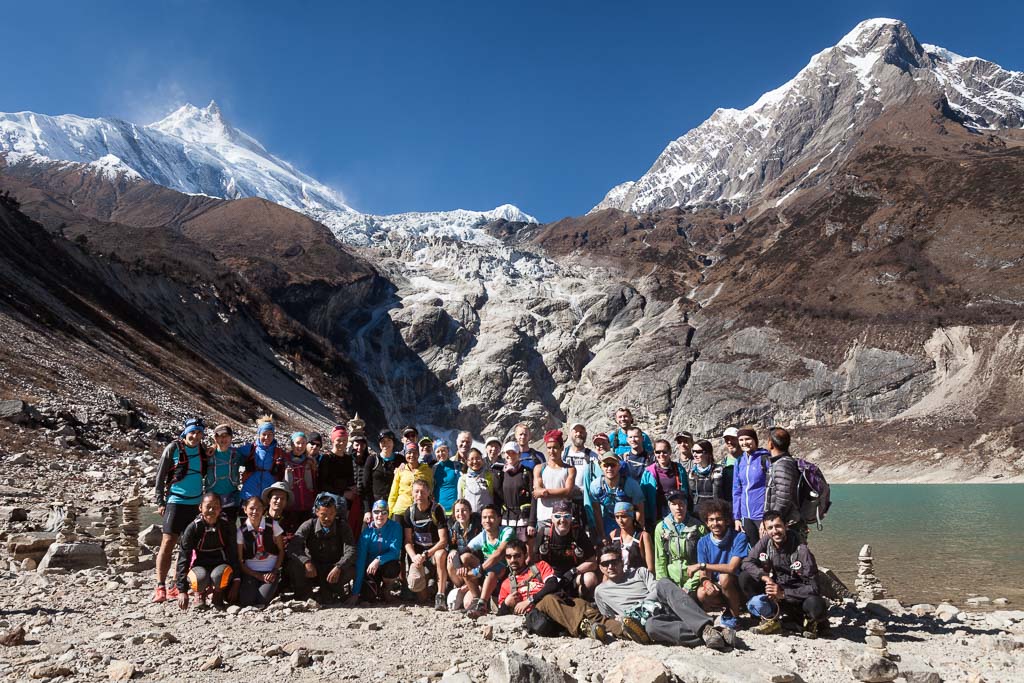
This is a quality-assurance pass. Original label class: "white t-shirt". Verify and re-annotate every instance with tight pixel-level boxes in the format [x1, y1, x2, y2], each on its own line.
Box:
[237, 519, 284, 572]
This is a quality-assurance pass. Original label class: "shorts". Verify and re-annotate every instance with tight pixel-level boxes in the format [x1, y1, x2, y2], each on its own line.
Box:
[480, 561, 507, 577]
[162, 503, 199, 535]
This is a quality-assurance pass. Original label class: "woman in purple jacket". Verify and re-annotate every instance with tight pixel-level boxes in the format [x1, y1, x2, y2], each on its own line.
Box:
[731, 427, 770, 543]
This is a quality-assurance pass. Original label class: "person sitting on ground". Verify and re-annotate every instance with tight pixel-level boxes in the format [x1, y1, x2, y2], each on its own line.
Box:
[532, 500, 598, 599]
[732, 427, 770, 544]
[464, 504, 513, 618]
[513, 422, 544, 471]
[434, 439, 465, 516]
[402, 479, 449, 607]
[261, 481, 292, 537]
[654, 489, 708, 592]
[496, 442, 537, 543]
[238, 416, 285, 504]
[740, 511, 827, 638]
[175, 493, 241, 610]
[763, 427, 807, 542]
[458, 447, 496, 513]
[561, 422, 600, 530]
[206, 424, 243, 524]
[533, 430, 577, 528]
[153, 418, 210, 603]
[609, 501, 654, 572]
[593, 547, 729, 651]
[675, 432, 694, 472]
[418, 436, 436, 466]
[688, 440, 728, 508]
[286, 492, 357, 604]
[590, 452, 645, 541]
[606, 407, 653, 459]
[388, 442, 433, 517]
[364, 430, 400, 516]
[693, 499, 748, 630]
[495, 539, 641, 644]
[282, 432, 318, 533]
[236, 495, 284, 607]
[348, 499, 403, 606]
[640, 438, 689, 531]
[445, 498, 482, 611]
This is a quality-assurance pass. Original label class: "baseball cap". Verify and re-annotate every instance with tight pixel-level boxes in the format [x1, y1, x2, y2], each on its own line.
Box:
[599, 453, 620, 465]
[666, 489, 688, 503]
[484, 436, 501, 447]
[502, 441, 520, 454]
[569, 422, 586, 432]
[674, 431, 693, 444]
[593, 433, 611, 446]
[723, 427, 739, 439]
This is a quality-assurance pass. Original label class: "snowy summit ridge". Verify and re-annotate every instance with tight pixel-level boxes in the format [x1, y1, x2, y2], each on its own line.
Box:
[592, 18, 1024, 215]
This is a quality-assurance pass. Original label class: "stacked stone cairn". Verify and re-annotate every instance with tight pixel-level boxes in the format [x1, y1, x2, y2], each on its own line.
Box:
[118, 483, 142, 567]
[54, 503, 77, 543]
[856, 544, 887, 600]
[347, 413, 366, 439]
[864, 619, 892, 659]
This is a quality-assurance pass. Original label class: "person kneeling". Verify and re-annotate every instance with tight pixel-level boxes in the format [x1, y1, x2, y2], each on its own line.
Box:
[496, 539, 629, 645]
[286, 493, 357, 604]
[176, 493, 241, 610]
[237, 495, 285, 607]
[593, 547, 732, 650]
[692, 499, 749, 630]
[463, 504, 512, 618]
[347, 500, 403, 606]
[739, 511, 828, 638]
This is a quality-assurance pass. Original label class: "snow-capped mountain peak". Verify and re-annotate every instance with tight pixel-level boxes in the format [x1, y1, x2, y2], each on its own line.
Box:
[148, 100, 244, 147]
[592, 18, 1024, 215]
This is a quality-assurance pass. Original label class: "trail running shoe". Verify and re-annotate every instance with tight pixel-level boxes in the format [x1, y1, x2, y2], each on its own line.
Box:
[166, 585, 180, 599]
[701, 624, 727, 651]
[751, 617, 781, 635]
[717, 625, 738, 648]
[619, 616, 652, 645]
[579, 618, 606, 643]
[152, 585, 167, 603]
[801, 617, 818, 640]
[435, 592, 448, 611]
[466, 598, 488, 619]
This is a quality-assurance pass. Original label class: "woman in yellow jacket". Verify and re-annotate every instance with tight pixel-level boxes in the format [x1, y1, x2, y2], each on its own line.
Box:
[388, 442, 433, 516]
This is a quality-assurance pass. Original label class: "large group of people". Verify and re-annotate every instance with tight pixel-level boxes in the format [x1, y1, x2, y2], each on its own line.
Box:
[152, 407, 831, 649]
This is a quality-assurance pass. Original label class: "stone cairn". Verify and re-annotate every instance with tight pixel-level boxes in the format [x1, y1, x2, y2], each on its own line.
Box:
[347, 413, 366, 439]
[118, 482, 143, 567]
[864, 619, 893, 659]
[54, 502, 78, 543]
[856, 544, 887, 600]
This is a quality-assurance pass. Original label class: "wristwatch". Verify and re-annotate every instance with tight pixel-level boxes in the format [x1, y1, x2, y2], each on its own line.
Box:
[700, 562, 706, 571]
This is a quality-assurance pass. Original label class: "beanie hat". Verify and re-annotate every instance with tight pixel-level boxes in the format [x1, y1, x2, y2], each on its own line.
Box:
[737, 427, 758, 441]
[544, 429, 564, 445]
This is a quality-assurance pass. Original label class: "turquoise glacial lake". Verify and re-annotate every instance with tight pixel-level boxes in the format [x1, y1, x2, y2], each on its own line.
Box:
[809, 484, 1024, 606]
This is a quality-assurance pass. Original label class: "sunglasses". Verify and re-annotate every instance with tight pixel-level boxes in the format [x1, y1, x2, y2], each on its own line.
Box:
[692, 449, 703, 454]
[371, 510, 388, 516]
[552, 513, 572, 520]
[654, 449, 670, 455]
[599, 558, 622, 568]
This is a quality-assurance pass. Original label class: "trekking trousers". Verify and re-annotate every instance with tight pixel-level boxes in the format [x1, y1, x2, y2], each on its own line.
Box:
[535, 594, 623, 637]
[645, 578, 712, 647]
[239, 574, 279, 607]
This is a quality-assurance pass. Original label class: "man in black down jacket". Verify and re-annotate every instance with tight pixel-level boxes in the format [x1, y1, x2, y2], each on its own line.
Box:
[762, 428, 806, 539]
[286, 493, 357, 602]
[739, 511, 827, 638]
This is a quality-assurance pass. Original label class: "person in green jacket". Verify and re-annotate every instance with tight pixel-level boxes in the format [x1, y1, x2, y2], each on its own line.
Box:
[654, 489, 707, 591]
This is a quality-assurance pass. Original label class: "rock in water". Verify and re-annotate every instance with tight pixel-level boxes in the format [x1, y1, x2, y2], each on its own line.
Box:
[37, 542, 107, 572]
[107, 660, 135, 681]
[487, 650, 572, 683]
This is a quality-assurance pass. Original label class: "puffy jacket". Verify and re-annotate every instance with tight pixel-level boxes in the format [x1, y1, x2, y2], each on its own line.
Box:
[639, 462, 689, 524]
[764, 453, 802, 526]
[741, 531, 819, 601]
[732, 449, 770, 521]
[287, 517, 357, 570]
[653, 513, 707, 590]
[387, 463, 433, 516]
[352, 519, 402, 596]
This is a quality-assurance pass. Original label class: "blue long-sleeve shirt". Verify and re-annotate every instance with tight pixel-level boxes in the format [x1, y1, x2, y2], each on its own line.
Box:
[353, 519, 402, 596]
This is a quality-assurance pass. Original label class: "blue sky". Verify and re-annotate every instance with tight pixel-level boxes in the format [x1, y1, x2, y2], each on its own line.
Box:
[2, 1, 1022, 221]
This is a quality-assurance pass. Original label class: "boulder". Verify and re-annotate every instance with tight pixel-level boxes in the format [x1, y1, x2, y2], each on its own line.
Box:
[605, 656, 668, 683]
[199, 654, 223, 671]
[30, 665, 74, 679]
[138, 524, 163, 547]
[934, 603, 959, 622]
[487, 650, 573, 683]
[0, 399, 33, 425]
[0, 624, 26, 647]
[664, 651, 797, 682]
[7, 532, 57, 562]
[107, 660, 135, 681]
[0, 506, 29, 522]
[38, 542, 107, 572]
[846, 652, 898, 683]
[865, 599, 905, 617]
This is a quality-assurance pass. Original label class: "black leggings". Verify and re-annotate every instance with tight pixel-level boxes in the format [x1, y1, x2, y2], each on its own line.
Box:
[741, 518, 761, 545]
[738, 572, 827, 622]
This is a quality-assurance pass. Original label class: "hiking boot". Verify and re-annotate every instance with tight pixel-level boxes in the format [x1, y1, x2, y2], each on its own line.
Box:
[466, 598, 488, 619]
[717, 625, 738, 648]
[801, 617, 818, 640]
[751, 617, 781, 635]
[618, 616, 652, 645]
[152, 585, 167, 603]
[434, 592, 448, 611]
[579, 618, 606, 643]
[701, 624, 727, 651]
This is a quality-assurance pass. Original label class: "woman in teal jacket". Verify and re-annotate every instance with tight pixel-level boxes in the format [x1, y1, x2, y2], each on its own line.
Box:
[347, 500, 403, 604]
[640, 438, 690, 531]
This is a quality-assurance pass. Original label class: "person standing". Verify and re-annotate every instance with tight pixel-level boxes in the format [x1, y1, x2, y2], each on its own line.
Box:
[606, 407, 653, 457]
[640, 438, 689, 530]
[238, 416, 285, 504]
[206, 424, 243, 523]
[533, 431, 576, 528]
[496, 442, 537, 543]
[763, 428, 806, 541]
[433, 438, 465, 515]
[732, 427, 770, 544]
[687, 440, 728, 508]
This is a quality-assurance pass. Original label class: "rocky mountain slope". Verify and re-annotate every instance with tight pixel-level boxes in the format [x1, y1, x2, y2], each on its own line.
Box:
[1, 19, 1022, 482]
[592, 18, 1024, 214]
